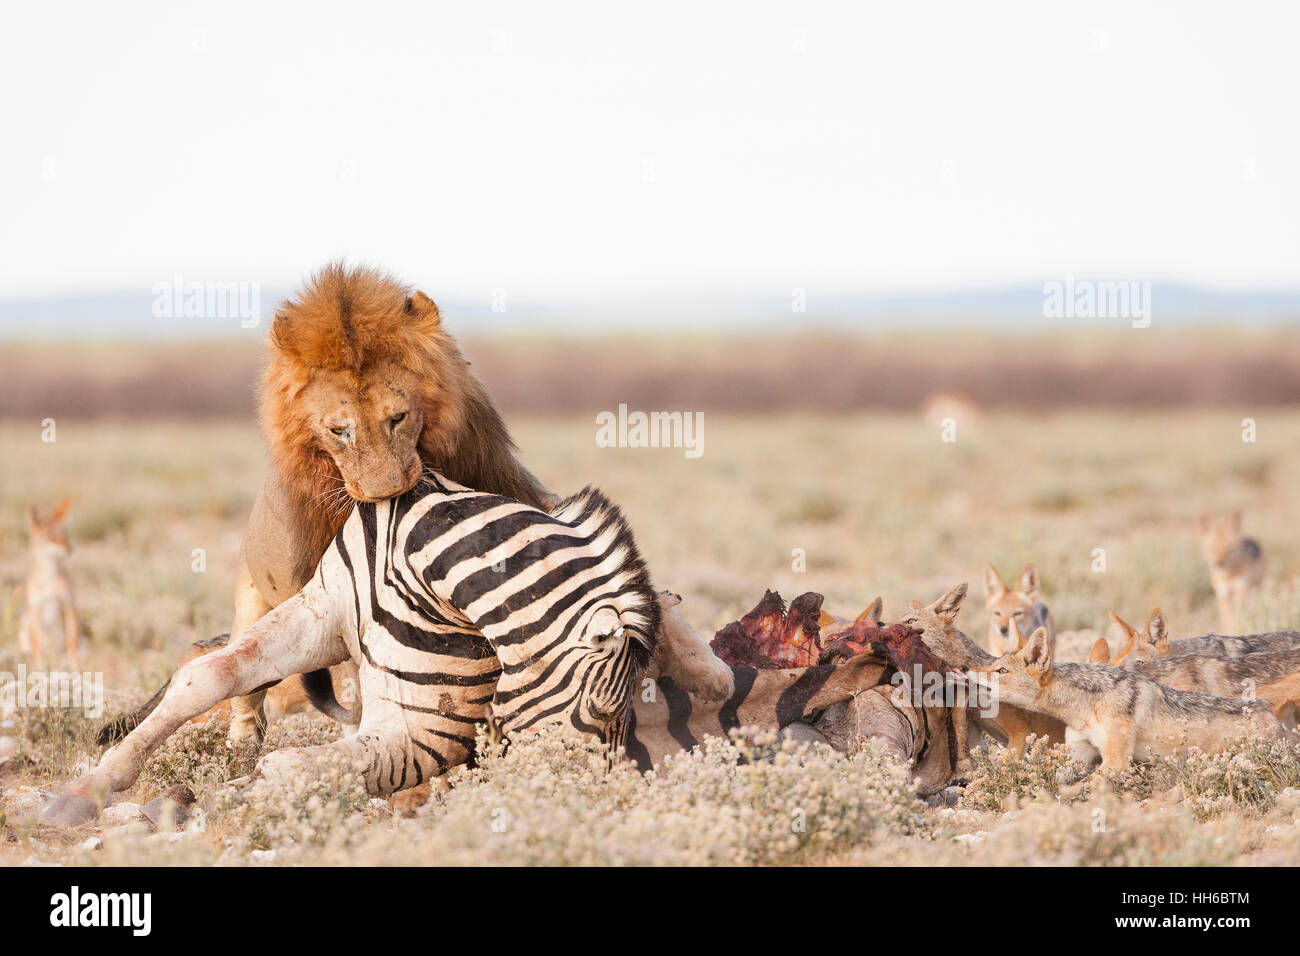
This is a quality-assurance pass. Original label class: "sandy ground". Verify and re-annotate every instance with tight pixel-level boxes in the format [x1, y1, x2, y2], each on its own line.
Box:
[2, 411, 1299, 865]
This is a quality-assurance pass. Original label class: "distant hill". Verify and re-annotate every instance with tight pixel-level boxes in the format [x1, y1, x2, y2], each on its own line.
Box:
[1, 282, 1297, 341]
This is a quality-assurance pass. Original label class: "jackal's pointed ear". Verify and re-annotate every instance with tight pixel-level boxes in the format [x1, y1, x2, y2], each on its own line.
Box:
[1145, 608, 1169, 652]
[1196, 512, 1212, 533]
[1088, 637, 1112, 663]
[1020, 626, 1053, 683]
[26, 503, 40, 532]
[856, 596, 883, 624]
[1016, 563, 1039, 600]
[818, 609, 837, 628]
[982, 563, 1005, 599]
[1108, 611, 1136, 638]
[51, 498, 72, 523]
[1009, 617, 1027, 651]
[930, 582, 967, 622]
[1108, 612, 1138, 666]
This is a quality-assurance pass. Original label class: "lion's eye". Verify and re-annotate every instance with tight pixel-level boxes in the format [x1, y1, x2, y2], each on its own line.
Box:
[997, 667, 1009, 674]
[389, 412, 407, 427]
[329, 425, 348, 436]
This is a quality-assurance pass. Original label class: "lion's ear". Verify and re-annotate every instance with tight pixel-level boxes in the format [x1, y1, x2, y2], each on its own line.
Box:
[270, 311, 309, 359]
[405, 291, 441, 333]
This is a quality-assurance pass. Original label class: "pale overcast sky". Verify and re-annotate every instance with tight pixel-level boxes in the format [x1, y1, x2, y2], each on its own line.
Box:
[1, 0, 1297, 306]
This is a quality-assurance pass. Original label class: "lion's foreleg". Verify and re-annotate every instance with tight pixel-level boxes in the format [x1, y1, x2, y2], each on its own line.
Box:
[229, 550, 275, 743]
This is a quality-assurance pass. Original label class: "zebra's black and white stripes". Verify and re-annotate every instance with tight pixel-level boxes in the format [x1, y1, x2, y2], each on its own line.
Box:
[332, 471, 661, 780]
[48, 472, 661, 821]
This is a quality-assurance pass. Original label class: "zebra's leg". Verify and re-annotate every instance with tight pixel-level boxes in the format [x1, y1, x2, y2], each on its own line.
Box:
[253, 686, 462, 798]
[333, 658, 363, 733]
[651, 592, 734, 702]
[253, 730, 426, 798]
[40, 587, 348, 826]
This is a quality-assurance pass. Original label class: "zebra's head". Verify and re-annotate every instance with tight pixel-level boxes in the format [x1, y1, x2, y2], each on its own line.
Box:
[485, 488, 661, 750]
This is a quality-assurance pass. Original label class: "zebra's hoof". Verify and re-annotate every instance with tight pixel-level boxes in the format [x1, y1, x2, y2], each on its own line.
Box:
[253, 746, 310, 781]
[39, 793, 100, 827]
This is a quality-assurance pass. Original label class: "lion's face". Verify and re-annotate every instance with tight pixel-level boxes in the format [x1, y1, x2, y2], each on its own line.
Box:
[301, 362, 425, 501]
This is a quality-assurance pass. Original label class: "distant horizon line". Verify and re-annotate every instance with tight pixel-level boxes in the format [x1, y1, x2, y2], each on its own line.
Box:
[1, 279, 1298, 341]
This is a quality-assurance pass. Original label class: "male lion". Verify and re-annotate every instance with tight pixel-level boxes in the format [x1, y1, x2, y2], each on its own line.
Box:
[225, 263, 731, 742]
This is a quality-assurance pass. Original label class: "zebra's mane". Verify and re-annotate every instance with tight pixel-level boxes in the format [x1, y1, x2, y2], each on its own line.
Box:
[549, 486, 661, 663]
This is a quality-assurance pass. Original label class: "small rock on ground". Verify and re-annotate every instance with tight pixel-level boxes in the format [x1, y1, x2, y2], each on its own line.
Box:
[100, 802, 144, 827]
[141, 798, 188, 831]
[924, 785, 964, 808]
[2, 785, 53, 825]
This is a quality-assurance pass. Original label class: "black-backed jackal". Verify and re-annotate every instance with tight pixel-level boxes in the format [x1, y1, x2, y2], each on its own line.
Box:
[902, 581, 1066, 758]
[20, 500, 79, 665]
[1102, 608, 1169, 668]
[981, 562, 1055, 657]
[965, 626, 1291, 777]
[1095, 608, 1300, 728]
[996, 619, 1068, 754]
[1198, 511, 1265, 633]
[1105, 607, 1300, 666]
[980, 563, 1065, 752]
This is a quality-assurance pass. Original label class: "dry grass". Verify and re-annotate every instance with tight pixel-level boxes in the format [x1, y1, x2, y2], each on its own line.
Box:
[3, 408, 1300, 865]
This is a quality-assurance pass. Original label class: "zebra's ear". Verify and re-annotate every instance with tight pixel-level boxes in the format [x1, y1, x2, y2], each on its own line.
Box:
[583, 607, 625, 649]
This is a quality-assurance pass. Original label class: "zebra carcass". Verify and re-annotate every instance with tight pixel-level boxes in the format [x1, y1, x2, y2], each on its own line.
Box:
[627, 591, 967, 797]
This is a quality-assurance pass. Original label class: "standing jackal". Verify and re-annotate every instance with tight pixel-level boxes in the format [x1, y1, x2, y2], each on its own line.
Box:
[20, 500, 80, 665]
[981, 562, 1055, 657]
[1198, 511, 1265, 633]
[964, 626, 1291, 777]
